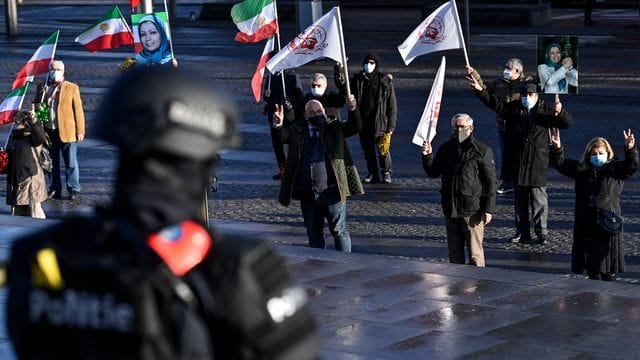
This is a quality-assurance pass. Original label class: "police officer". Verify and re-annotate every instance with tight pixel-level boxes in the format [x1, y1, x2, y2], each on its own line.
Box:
[7, 66, 320, 359]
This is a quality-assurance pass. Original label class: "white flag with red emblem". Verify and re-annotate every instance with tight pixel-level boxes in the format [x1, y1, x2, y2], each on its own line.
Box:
[266, 7, 342, 73]
[413, 56, 446, 145]
[397, 0, 465, 66]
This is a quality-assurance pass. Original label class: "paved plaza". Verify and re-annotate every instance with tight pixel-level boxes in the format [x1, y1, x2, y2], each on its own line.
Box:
[1, 2, 640, 358]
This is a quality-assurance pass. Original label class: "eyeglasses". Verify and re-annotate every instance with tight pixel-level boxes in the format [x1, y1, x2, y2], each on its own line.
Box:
[453, 125, 471, 130]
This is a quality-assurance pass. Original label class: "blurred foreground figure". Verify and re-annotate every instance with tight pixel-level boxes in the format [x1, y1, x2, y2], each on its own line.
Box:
[7, 66, 320, 360]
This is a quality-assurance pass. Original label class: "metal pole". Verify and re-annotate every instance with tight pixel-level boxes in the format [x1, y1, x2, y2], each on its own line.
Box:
[5, 0, 19, 36]
[464, 0, 470, 60]
[141, 0, 153, 14]
[168, 0, 177, 20]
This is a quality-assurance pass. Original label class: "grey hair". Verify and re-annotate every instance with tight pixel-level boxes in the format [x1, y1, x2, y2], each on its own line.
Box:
[450, 113, 473, 127]
[49, 60, 65, 71]
[507, 58, 523, 74]
[311, 73, 327, 83]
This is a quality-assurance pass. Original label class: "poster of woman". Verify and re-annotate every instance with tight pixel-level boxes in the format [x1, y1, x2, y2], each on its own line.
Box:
[131, 12, 173, 65]
[537, 36, 579, 94]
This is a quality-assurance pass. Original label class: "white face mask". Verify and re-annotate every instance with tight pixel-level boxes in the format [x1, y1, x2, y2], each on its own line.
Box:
[310, 86, 325, 97]
[364, 63, 376, 74]
[502, 69, 512, 80]
[520, 96, 536, 110]
[49, 70, 64, 83]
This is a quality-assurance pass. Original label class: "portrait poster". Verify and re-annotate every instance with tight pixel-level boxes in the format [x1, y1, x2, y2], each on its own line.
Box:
[536, 36, 579, 94]
[131, 11, 173, 65]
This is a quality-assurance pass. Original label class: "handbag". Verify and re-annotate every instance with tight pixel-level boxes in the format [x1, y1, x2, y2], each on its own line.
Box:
[38, 146, 53, 173]
[0, 148, 8, 174]
[596, 208, 623, 235]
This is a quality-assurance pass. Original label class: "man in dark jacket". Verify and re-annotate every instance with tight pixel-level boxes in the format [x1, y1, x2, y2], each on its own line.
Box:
[273, 95, 363, 252]
[263, 65, 305, 179]
[303, 72, 346, 122]
[336, 53, 397, 184]
[422, 113, 496, 267]
[468, 67, 573, 244]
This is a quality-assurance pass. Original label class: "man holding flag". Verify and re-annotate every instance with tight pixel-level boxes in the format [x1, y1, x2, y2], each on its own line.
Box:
[422, 114, 496, 267]
[33, 61, 85, 201]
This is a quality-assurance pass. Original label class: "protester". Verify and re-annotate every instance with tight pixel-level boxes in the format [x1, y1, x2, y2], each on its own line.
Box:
[467, 66, 573, 245]
[422, 114, 496, 266]
[273, 96, 363, 252]
[33, 60, 85, 201]
[472, 58, 534, 194]
[303, 73, 346, 122]
[336, 53, 398, 184]
[8, 66, 320, 359]
[135, 13, 173, 65]
[550, 128, 638, 281]
[538, 43, 578, 94]
[263, 63, 304, 180]
[5, 110, 48, 219]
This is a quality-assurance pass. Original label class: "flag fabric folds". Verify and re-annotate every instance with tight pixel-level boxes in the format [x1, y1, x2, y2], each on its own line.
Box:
[397, 0, 464, 66]
[130, 0, 140, 9]
[412, 56, 446, 146]
[75, 6, 134, 52]
[231, 0, 278, 43]
[266, 7, 342, 74]
[251, 37, 275, 103]
[12, 31, 59, 89]
[0, 84, 29, 125]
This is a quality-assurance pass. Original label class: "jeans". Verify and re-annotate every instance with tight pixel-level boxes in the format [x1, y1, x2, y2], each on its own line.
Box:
[46, 128, 80, 193]
[299, 188, 351, 252]
[514, 185, 548, 238]
[359, 127, 392, 177]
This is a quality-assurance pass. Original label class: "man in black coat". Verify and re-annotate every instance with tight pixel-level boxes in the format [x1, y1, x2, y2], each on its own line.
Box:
[336, 53, 398, 184]
[468, 67, 573, 244]
[422, 113, 496, 266]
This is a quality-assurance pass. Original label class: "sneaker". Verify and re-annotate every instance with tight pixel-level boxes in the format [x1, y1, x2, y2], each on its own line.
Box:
[69, 191, 79, 201]
[363, 173, 380, 183]
[496, 183, 513, 194]
[47, 189, 61, 200]
[382, 172, 392, 184]
[536, 234, 548, 245]
[510, 233, 531, 244]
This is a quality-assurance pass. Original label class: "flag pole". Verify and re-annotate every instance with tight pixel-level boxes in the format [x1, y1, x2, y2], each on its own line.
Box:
[162, 0, 176, 60]
[116, 5, 135, 39]
[335, 6, 351, 97]
[4, 82, 30, 149]
[39, 30, 59, 103]
[272, 0, 287, 100]
[451, 0, 469, 66]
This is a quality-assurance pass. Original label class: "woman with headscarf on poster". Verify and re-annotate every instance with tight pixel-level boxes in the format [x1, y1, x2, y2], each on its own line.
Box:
[135, 14, 174, 66]
[538, 43, 578, 94]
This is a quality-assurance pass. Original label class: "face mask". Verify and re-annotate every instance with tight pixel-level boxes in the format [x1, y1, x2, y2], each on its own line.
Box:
[310, 87, 325, 97]
[308, 114, 328, 128]
[502, 69, 512, 80]
[454, 127, 472, 143]
[590, 153, 608, 168]
[364, 63, 376, 74]
[520, 96, 535, 110]
[49, 70, 63, 83]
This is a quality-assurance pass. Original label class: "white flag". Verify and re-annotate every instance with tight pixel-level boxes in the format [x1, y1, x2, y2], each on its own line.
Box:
[413, 56, 446, 146]
[397, 0, 464, 66]
[266, 7, 342, 73]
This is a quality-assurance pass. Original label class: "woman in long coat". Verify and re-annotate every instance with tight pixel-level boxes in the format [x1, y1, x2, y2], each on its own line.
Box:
[550, 128, 637, 280]
[5, 110, 48, 218]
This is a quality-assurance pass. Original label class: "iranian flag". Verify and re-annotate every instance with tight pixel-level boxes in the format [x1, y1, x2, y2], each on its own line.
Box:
[75, 6, 134, 53]
[12, 31, 59, 90]
[231, 0, 278, 43]
[0, 84, 29, 125]
[251, 37, 275, 102]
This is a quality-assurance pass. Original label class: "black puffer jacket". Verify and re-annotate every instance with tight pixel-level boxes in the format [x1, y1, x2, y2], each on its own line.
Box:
[475, 89, 572, 187]
[422, 135, 497, 218]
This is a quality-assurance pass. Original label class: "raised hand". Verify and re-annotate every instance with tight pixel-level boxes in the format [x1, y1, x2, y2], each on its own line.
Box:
[272, 104, 284, 127]
[465, 66, 483, 91]
[554, 94, 562, 115]
[624, 128, 635, 149]
[550, 128, 561, 149]
[422, 140, 432, 156]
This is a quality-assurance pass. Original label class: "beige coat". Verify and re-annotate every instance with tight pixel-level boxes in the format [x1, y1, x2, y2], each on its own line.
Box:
[35, 81, 85, 142]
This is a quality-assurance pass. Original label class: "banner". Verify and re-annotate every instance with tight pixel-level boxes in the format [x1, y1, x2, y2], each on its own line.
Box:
[131, 12, 173, 65]
[413, 56, 446, 146]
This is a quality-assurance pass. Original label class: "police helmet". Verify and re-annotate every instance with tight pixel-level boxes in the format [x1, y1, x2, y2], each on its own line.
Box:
[94, 66, 240, 160]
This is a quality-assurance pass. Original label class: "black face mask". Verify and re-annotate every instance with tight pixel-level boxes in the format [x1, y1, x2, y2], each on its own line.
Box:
[308, 114, 328, 128]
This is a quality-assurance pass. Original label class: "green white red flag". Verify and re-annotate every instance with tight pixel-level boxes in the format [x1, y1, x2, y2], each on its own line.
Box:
[251, 37, 275, 102]
[12, 31, 59, 89]
[0, 84, 29, 125]
[231, 0, 278, 43]
[75, 6, 133, 53]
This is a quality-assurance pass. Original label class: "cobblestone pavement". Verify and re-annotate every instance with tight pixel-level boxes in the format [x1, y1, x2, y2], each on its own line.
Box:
[1, 5, 640, 282]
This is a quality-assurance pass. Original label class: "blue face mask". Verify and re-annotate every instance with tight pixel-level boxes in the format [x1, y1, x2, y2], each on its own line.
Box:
[590, 153, 607, 168]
